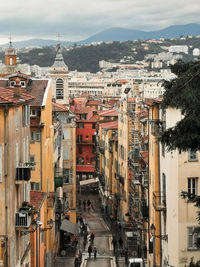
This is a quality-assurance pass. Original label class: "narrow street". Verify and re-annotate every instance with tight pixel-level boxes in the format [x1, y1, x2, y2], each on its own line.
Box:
[54, 192, 126, 267]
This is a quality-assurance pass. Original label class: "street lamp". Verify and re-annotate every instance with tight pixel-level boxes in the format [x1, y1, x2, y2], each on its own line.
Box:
[150, 224, 168, 267]
[150, 224, 168, 241]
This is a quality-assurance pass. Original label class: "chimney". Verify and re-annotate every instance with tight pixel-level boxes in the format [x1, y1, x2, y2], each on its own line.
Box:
[13, 77, 21, 98]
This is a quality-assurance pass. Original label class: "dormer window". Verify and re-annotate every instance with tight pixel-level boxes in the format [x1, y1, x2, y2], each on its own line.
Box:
[10, 81, 15, 87]
[20, 81, 26, 87]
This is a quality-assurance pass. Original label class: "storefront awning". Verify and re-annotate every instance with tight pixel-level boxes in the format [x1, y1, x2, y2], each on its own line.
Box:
[60, 219, 79, 235]
[76, 165, 95, 172]
[80, 178, 99, 186]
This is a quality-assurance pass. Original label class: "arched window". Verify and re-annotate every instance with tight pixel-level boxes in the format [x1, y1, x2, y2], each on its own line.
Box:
[56, 78, 64, 99]
[9, 57, 13, 65]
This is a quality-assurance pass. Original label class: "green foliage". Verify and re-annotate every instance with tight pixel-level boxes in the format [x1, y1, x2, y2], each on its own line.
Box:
[160, 60, 200, 151]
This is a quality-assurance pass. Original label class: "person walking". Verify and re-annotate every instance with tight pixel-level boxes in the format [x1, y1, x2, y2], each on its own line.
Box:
[93, 246, 97, 259]
[118, 237, 123, 249]
[90, 232, 95, 244]
[83, 200, 86, 210]
[88, 244, 92, 258]
[112, 237, 117, 252]
[74, 256, 79, 267]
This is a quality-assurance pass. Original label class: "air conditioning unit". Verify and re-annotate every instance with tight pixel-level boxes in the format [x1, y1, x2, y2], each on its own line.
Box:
[16, 212, 31, 228]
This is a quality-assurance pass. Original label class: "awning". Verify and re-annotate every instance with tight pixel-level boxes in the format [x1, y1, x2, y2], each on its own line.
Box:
[60, 219, 79, 235]
[76, 165, 95, 172]
[80, 178, 99, 186]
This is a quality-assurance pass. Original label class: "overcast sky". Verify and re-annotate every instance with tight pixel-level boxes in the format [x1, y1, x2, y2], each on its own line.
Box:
[0, 0, 200, 44]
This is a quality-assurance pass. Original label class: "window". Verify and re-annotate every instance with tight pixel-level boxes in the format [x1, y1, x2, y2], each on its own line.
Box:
[20, 81, 26, 87]
[10, 81, 15, 87]
[188, 149, 198, 161]
[22, 105, 30, 126]
[77, 135, 82, 142]
[79, 146, 82, 154]
[31, 131, 41, 142]
[92, 123, 95, 129]
[188, 227, 200, 250]
[80, 114, 87, 120]
[63, 148, 70, 160]
[78, 123, 84, 128]
[31, 182, 40, 190]
[188, 178, 198, 198]
[56, 78, 64, 99]
[30, 109, 37, 117]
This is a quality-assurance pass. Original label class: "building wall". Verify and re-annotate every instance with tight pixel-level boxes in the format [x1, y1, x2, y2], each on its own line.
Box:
[0, 104, 31, 267]
[161, 107, 200, 267]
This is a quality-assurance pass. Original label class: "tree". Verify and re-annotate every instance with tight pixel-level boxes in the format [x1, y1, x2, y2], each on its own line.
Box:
[160, 60, 200, 151]
[160, 60, 200, 225]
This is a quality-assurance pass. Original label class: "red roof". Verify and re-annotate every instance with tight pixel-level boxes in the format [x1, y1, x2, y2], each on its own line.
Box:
[76, 165, 95, 172]
[30, 191, 46, 210]
[0, 86, 34, 104]
[53, 102, 68, 112]
[87, 100, 101, 106]
[99, 109, 118, 117]
[100, 120, 118, 129]
[140, 151, 149, 164]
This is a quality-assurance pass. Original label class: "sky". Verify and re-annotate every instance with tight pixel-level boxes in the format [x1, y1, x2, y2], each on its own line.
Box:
[0, 0, 200, 44]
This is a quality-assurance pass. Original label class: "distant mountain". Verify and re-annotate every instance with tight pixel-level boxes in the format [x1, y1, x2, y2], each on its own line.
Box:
[81, 23, 200, 43]
[1, 23, 200, 48]
[0, 39, 74, 48]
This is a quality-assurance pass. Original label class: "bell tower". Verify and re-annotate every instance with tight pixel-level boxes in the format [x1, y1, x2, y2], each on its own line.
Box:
[50, 43, 69, 106]
[5, 37, 17, 67]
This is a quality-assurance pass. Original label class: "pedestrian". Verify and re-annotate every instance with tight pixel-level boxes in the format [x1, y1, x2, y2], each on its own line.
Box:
[112, 237, 117, 252]
[90, 232, 95, 244]
[118, 237, 123, 248]
[93, 246, 97, 259]
[79, 216, 83, 225]
[74, 256, 79, 267]
[88, 244, 92, 258]
[83, 239, 87, 249]
[83, 200, 86, 210]
[87, 199, 91, 207]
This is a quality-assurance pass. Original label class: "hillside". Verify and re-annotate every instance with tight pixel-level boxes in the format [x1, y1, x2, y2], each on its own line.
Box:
[0, 36, 199, 73]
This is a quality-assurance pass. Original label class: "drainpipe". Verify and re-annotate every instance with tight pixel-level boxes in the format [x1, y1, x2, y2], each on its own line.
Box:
[4, 105, 9, 267]
[158, 104, 162, 267]
[40, 107, 43, 191]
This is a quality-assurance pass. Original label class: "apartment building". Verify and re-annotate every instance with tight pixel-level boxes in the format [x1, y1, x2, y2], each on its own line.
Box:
[0, 80, 34, 267]
[147, 100, 200, 267]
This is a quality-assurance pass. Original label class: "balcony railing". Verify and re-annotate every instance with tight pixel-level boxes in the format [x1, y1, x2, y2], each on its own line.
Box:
[153, 191, 166, 211]
[16, 212, 31, 228]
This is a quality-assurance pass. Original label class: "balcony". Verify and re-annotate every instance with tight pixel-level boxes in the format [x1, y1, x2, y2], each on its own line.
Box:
[77, 139, 95, 145]
[16, 212, 31, 229]
[153, 191, 166, 211]
[16, 166, 31, 184]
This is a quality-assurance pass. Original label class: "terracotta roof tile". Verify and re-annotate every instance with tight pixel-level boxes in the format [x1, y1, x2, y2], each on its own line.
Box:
[53, 102, 68, 112]
[30, 190, 46, 211]
[98, 109, 118, 117]
[0, 86, 34, 104]
[100, 120, 118, 129]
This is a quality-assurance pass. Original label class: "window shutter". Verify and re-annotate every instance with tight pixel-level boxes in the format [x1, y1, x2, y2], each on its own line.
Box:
[16, 143, 19, 167]
[0, 146, 2, 182]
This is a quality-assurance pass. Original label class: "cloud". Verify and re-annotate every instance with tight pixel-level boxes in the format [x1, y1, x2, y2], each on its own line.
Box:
[0, 0, 200, 42]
